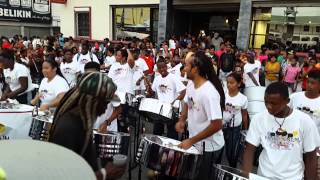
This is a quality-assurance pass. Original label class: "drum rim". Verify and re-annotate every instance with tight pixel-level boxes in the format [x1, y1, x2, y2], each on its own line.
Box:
[93, 130, 130, 136]
[142, 134, 201, 155]
[214, 164, 249, 179]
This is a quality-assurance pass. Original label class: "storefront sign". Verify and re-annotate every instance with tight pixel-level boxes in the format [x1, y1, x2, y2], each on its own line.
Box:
[0, 0, 51, 23]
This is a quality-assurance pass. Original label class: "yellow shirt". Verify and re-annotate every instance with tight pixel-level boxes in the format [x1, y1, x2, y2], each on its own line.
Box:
[265, 61, 280, 81]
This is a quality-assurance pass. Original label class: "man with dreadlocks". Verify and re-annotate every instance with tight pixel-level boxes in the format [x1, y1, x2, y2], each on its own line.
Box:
[175, 51, 225, 180]
[49, 72, 126, 180]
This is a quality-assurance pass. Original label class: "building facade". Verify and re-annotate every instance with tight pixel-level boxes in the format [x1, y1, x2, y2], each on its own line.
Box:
[57, 0, 320, 50]
[58, 0, 159, 41]
[0, 0, 62, 38]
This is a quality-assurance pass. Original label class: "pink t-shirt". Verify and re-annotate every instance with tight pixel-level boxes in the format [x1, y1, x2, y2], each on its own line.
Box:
[259, 55, 268, 64]
[284, 66, 301, 83]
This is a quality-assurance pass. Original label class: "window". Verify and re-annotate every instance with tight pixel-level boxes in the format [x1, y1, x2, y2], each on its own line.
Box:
[301, 37, 310, 41]
[316, 26, 320, 33]
[114, 7, 151, 40]
[303, 26, 310, 32]
[75, 11, 90, 38]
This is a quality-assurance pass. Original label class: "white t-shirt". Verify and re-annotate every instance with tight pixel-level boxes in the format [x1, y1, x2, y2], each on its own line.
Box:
[244, 60, 261, 87]
[72, 52, 99, 73]
[104, 55, 116, 67]
[60, 61, 80, 87]
[39, 75, 69, 105]
[246, 109, 320, 180]
[3, 63, 33, 94]
[169, 63, 182, 78]
[169, 39, 176, 49]
[184, 81, 224, 152]
[152, 73, 186, 104]
[94, 100, 121, 132]
[223, 92, 248, 127]
[289, 92, 320, 135]
[133, 58, 149, 91]
[108, 62, 134, 94]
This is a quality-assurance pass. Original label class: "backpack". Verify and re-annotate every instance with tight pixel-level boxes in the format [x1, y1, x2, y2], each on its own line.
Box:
[220, 53, 235, 73]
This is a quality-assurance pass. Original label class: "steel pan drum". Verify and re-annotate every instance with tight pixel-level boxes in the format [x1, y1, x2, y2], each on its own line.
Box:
[247, 101, 266, 115]
[139, 98, 174, 122]
[28, 115, 53, 141]
[213, 164, 269, 180]
[93, 130, 130, 160]
[244, 86, 266, 102]
[136, 134, 202, 179]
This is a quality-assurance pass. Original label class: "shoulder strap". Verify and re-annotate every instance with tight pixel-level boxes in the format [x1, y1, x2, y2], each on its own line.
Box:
[89, 52, 93, 62]
[77, 53, 81, 62]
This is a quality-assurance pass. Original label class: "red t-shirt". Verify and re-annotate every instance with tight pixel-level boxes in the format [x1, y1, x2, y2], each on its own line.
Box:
[143, 56, 154, 75]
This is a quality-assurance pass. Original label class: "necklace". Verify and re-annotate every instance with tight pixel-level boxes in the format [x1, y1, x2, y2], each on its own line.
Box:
[273, 107, 290, 135]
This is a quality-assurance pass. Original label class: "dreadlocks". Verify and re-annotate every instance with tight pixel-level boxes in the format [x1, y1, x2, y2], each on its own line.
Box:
[50, 72, 118, 155]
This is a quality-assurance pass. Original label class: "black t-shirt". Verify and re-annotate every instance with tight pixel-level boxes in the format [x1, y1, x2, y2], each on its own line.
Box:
[49, 107, 99, 172]
[220, 52, 235, 73]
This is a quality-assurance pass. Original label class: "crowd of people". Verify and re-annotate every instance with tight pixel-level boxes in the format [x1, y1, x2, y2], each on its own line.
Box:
[0, 32, 320, 180]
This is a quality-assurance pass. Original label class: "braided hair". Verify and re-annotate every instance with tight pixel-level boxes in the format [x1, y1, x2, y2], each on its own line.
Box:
[50, 72, 118, 155]
[192, 51, 226, 110]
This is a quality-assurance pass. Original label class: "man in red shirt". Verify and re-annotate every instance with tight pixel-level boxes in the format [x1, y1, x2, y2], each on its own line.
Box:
[141, 49, 154, 76]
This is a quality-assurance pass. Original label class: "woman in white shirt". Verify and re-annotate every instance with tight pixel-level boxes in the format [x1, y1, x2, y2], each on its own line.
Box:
[0, 49, 33, 104]
[31, 58, 69, 111]
[223, 72, 248, 168]
[60, 49, 79, 87]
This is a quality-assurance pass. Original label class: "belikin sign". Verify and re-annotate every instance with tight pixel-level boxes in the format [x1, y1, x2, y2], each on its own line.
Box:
[0, 0, 51, 24]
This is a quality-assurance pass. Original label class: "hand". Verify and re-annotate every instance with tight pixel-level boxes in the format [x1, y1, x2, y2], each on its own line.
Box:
[175, 121, 185, 133]
[30, 98, 37, 106]
[105, 162, 126, 180]
[39, 104, 50, 111]
[98, 121, 109, 133]
[178, 139, 194, 150]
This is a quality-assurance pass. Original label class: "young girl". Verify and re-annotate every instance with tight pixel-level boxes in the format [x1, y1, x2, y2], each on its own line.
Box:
[283, 56, 301, 93]
[301, 58, 317, 91]
[60, 49, 79, 88]
[223, 72, 248, 168]
[265, 55, 281, 86]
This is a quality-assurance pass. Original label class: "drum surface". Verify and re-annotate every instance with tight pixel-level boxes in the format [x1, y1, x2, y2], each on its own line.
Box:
[93, 130, 130, 160]
[136, 134, 202, 179]
[28, 116, 53, 141]
[139, 98, 173, 122]
[244, 86, 266, 102]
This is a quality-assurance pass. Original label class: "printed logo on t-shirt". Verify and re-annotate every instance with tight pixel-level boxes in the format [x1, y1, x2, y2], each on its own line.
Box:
[80, 58, 89, 64]
[159, 84, 172, 93]
[225, 103, 241, 114]
[39, 89, 54, 100]
[187, 96, 200, 111]
[265, 129, 301, 150]
[296, 106, 320, 119]
[62, 67, 72, 74]
[114, 68, 124, 76]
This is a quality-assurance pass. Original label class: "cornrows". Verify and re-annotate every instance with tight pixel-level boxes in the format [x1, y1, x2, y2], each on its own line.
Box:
[50, 72, 118, 155]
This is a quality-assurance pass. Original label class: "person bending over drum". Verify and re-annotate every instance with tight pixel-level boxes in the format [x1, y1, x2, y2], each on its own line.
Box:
[242, 82, 319, 180]
[83, 61, 123, 133]
[146, 58, 186, 140]
[0, 49, 34, 104]
[31, 58, 69, 111]
[175, 51, 225, 180]
[49, 72, 126, 180]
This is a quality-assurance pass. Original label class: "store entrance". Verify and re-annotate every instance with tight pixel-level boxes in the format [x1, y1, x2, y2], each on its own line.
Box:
[172, 4, 239, 44]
